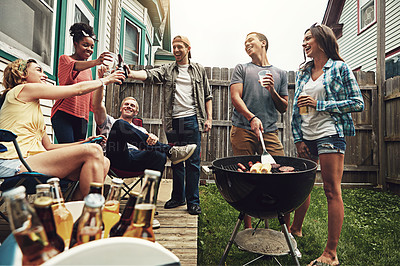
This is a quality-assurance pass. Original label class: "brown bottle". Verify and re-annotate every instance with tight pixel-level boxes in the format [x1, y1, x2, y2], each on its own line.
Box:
[89, 182, 103, 195]
[109, 191, 139, 237]
[3, 186, 60, 265]
[34, 197, 65, 252]
[123, 170, 160, 242]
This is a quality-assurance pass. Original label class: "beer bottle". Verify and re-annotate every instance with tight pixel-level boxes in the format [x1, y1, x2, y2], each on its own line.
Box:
[102, 178, 123, 238]
[3, 186, 59, 265]
[109, 191, 139, 237]
[47, 177, 74, 249]
[123, 170, 161, 242]
[35, 184, 51, 199]
[69, 182, 104, 248]
[89, 182, 103, 195]
[75, 194, 105, 246]
[34, 197, 65, 252]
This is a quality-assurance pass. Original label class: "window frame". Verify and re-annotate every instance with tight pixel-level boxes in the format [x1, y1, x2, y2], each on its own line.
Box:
[357, 0, 377, 34]
[385, 50, 400, 79]
[0, 0, 59, 78]
[119, 8, 150, 66]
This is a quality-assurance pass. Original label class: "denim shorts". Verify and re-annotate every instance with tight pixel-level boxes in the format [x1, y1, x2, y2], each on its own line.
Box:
[0, 159, 22, 177]
[303, 134, 346, 160]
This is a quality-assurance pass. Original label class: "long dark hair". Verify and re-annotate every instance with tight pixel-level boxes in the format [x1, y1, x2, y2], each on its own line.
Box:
[300, 23, 343, 70]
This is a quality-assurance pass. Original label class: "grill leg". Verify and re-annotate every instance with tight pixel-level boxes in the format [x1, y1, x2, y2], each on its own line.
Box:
[278, 212, 300, 266]
[219, 212, 245, 266]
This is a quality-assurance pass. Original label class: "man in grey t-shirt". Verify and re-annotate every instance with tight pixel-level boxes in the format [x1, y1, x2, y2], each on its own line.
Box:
[230, 32, 289, 229]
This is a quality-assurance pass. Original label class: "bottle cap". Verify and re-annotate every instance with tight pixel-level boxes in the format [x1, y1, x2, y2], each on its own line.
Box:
[90, 182, 103, 188]
[129, 191, 140, 197]
[36, 184, 51, 190]
[144, 169, 161, 178]
[84, 193, 105, 208]
[2, 186, 26, 198]
[47, 177, 60, 184]
[111, 178, 123, 185]
[34, 196, 53, 208]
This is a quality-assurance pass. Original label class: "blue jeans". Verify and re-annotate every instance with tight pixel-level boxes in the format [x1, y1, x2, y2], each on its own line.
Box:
[52, 111, 88, 143]
[106, 119, 168, 173]
[303, 134, 346, 160]
[166, 115, 201, 205]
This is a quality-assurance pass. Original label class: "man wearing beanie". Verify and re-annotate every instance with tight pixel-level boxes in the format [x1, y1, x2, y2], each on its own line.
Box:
[126, 35, 212, 215]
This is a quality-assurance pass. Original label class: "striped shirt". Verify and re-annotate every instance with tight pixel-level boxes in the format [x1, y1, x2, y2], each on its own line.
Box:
[291, 59, 364, 143]
[51, 55, 93, 121]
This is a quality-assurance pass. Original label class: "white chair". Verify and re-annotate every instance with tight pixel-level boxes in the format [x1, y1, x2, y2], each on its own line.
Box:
[42, 237, 180, 265]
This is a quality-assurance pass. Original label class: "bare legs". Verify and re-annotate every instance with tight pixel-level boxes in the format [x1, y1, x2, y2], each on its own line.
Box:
[312, 153, 344, 266]
[23, 143, 109, 199]
[288, 153, 343, 266]
[289, 194, 310, 237]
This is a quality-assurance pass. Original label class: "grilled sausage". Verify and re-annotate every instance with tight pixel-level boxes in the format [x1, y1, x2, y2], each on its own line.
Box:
[278, 166, 295, 172]
[237, 163, 246, 171]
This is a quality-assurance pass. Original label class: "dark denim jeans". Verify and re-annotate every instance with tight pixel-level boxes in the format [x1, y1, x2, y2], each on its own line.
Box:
[166, 115, 201, 205]
[52, 111, 88, 143]
[106, 119, 168, 173]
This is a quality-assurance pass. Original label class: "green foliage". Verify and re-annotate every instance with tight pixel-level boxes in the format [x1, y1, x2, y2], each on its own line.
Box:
[198, 185, 400, 265]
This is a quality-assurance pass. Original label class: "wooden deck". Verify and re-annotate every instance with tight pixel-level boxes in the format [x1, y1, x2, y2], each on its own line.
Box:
[0, 179, 198, 265]
[155, 199, 198, 266]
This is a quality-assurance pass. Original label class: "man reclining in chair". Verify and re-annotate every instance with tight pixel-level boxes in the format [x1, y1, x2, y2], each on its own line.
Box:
[92, 71, 196, 179]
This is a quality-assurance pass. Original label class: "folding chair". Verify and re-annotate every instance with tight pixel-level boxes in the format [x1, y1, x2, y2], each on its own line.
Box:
[108, 167, 144, 199]
[0, 129, 79, 223]
[106, 117, 145, 199]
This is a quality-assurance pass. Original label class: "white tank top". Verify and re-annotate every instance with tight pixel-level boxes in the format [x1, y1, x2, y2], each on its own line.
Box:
[301, 75, 337, 140]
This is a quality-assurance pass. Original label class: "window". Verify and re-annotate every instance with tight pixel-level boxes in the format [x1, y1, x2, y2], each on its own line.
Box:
[0, 0, 56, 68]
[386, 53, 400, 79]
[74, 5, 90, 25]
[358, 0, 376, 32]
[123, 20, 141, 65]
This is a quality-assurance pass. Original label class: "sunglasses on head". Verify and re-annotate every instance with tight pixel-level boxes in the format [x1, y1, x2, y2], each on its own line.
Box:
[311, 22, 322, 28]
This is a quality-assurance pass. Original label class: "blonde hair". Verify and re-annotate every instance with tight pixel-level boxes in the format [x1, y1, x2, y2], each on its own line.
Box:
[1, 59, 37, 106]
[120, 97, 139, 114]
[2, 59, 36, 90]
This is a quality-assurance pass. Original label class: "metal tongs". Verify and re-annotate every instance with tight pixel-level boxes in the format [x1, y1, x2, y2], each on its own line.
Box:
[258, 130, 276, 165]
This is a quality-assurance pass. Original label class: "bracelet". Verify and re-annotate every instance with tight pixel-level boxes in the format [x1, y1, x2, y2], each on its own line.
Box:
[249, 115, 257, 123]
[99, 78, 105, 87]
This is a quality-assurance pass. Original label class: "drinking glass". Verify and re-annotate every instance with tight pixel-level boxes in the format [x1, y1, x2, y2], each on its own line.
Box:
[258, 70, 272, 87]
[103, 52, 117, 77]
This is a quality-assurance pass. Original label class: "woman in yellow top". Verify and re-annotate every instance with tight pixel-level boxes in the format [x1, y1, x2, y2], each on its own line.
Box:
[0, 59, 125, 199]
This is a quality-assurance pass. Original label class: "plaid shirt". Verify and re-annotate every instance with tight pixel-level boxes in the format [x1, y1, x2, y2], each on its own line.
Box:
[144, 61, 212, 132]
[291, 59, 364, 143]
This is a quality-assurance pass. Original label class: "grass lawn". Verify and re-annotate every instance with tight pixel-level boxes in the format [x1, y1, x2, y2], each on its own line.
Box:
[198, 184, 400, 265]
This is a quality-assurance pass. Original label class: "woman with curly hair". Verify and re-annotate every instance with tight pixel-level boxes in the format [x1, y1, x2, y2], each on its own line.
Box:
[51, 22, 113, 143]
[0, 58, 125, 199]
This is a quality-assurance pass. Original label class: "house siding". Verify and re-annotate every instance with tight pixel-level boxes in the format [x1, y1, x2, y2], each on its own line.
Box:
[337, 0, 400, 72]
[1, 0, 167, 142]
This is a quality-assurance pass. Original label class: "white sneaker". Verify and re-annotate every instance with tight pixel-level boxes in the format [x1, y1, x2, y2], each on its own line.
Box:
[153, 218, 160, 229]
[169, 144, 197, 164]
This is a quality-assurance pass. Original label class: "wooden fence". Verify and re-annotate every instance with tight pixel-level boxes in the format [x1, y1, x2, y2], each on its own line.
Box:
[384, 76, 400, 193]
[105, 66, 382, 187]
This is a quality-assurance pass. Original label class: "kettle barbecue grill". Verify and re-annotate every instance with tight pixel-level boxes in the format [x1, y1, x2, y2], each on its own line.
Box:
[212, 155, 318, 265]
